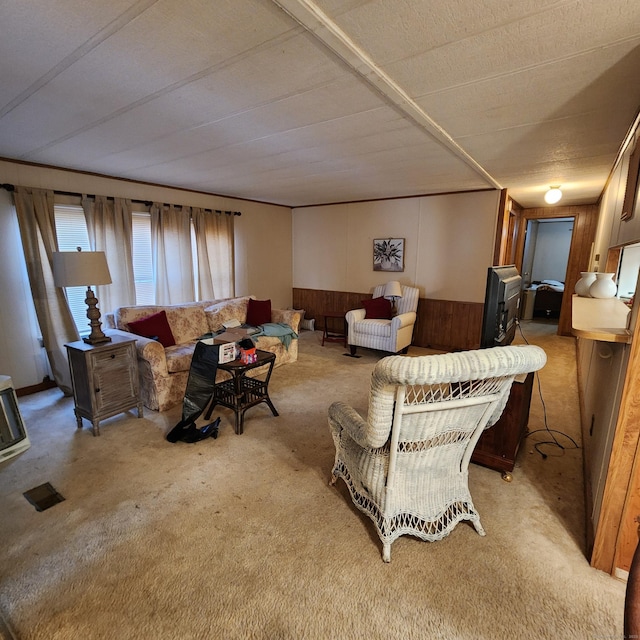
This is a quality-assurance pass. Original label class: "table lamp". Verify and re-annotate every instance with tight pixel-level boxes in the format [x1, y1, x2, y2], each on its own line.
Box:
[384, 280, 403, 316]
[53, 248, 112, 344]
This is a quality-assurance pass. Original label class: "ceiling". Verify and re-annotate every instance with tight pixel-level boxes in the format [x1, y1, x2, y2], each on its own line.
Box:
[1, 0, 639, 209]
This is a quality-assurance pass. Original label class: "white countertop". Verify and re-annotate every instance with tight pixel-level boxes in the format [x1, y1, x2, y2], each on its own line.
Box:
[571, 295, 632, 343]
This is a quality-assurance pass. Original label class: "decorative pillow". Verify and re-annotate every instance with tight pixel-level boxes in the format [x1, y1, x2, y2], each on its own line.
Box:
[128, 310, 176, 347]
[246, 298, 272, 326]
[362, 296, 392, 320]
[205, 297, 250, 333]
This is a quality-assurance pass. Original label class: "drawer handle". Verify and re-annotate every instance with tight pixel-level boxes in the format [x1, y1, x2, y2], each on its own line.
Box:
[95, 388, 100, 393]
[110, 354, 115, 359]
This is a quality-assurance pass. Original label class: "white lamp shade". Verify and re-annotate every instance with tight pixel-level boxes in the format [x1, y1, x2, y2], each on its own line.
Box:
[384, 281, 403, 299]
[53, 250, 112, 287]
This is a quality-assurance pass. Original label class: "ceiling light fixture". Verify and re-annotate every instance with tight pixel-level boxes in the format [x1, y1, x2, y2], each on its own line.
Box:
[544, 186, 563, 205]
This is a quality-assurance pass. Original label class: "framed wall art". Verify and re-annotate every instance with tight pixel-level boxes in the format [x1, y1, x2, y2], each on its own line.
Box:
[373, 238, 404, 272]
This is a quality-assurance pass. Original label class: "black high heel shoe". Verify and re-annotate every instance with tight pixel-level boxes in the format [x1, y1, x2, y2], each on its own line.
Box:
[198, 416, 220, 439]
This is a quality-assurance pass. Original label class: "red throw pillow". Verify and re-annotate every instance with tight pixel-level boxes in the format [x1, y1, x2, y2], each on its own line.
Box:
[246, 298, 272, 326]
[128, 310, 176, 347]
[362, 296, 392, 320]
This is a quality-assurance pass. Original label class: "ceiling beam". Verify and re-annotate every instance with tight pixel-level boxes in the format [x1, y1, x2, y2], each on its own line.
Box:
[271, 0, 503, 190]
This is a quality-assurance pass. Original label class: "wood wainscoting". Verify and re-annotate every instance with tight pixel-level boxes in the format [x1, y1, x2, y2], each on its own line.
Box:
[293, 288, 483, 352]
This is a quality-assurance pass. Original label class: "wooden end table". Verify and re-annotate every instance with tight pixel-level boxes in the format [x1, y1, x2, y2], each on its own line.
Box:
[65, 334, 143, 436]
[321, 311, 347, 348]
[204, 349, 278, 434]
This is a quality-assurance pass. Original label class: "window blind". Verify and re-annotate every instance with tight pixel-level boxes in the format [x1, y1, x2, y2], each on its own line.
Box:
[53, 205, 91, 334]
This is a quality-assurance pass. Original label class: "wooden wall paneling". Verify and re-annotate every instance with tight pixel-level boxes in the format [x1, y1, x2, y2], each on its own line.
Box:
[505, 200, 523, 266]
[493, 189, 510, 266]
[412, 298, 483, 351]
[606, 246, 623, 276]
[294, 289, 483, 352]
[293, 288, 370, 331]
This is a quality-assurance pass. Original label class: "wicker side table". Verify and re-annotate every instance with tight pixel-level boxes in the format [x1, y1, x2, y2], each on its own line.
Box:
[205, 349, 278, 434]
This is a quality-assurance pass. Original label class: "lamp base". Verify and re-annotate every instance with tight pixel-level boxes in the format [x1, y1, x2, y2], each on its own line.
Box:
[83, 335, 112, 345]
[83, 286, 111, 345]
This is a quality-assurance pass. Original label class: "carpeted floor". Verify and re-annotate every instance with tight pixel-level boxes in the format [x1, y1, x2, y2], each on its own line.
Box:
[0, 322, 627, 639]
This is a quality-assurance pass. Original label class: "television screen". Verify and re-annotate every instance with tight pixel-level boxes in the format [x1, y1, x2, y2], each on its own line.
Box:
[480, 265, 522, 349]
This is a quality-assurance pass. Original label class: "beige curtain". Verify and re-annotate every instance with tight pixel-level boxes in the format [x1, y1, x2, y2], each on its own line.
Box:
[150, 203, 194, 304]
[82, 195, 136, 314]
[13, 187, 79, 394]
[192, 208, 235, 300]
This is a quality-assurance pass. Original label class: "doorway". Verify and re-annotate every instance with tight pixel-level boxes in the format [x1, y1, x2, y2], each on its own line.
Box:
[511, 203, 598, 337]
[520, 218, 573, 326]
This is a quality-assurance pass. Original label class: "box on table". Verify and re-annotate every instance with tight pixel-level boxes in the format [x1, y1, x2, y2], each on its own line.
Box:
[200, 334, 238, 363]
[213, 331, 242, 344]
[219, 342, 238, 363]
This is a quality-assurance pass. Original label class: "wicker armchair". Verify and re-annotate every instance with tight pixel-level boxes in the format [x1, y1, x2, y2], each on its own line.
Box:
[328, 344, 547, 562]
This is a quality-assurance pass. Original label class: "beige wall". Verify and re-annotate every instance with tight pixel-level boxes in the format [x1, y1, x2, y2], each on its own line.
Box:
[292, 189, 501, 302]
[0, 160, 292, 388]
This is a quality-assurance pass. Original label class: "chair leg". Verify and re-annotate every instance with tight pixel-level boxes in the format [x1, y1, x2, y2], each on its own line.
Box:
[382, 542, 391, 563]
[472, 519, 486, 537]
[329, 473, 338, 486]
[350, 345, 357, 356]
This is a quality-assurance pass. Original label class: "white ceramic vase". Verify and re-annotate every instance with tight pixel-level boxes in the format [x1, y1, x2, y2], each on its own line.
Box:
[589, 273, 617, 299]
[574, 271, 597, 297]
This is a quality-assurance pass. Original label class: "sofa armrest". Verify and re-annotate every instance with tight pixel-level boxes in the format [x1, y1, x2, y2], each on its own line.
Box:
[136, 338, 169, 377]
[346, 308, 366, 324]
[271, 309, 301, 333]
[391, 311, 416, 330]
[107, 328, 168, 376]
[104, 312, 116, 329]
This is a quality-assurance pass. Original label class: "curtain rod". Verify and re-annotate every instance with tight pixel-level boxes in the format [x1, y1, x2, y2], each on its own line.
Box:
[0, 183, 241, 215]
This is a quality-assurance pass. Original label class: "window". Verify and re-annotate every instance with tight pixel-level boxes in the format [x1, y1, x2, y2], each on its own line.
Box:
[54, 205, 92, 334]
[54, 205, 155, 333]
[132, 211, 153, 305]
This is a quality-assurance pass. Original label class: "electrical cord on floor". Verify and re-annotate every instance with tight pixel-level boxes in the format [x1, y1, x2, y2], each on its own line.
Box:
[516, 319, 580, 459]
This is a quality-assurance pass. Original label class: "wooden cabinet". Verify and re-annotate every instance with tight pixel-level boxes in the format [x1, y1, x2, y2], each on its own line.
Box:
[578, 338, 629, 533]
[571, 295, 640, 577]
[471, 372, 534, 479]
[65, 334, 143, 436]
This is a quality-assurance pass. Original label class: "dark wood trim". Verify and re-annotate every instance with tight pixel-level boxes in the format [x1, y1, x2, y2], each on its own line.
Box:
[16, 377, 57, 397]
[291, 188, 498, 209]
[0, 156, 279, 209]
[493, 189, 510, 266]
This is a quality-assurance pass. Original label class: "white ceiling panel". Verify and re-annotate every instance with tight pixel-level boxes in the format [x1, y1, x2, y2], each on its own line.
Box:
[415, 42, 640, 137]
[0, 0, 638, 207]
[0, 0, 139, 107]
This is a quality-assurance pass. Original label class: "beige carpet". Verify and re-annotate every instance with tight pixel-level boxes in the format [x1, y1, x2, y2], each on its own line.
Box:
[0, 323, 626, 639]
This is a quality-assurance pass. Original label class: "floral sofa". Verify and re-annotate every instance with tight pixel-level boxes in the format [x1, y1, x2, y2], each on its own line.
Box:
[104, 296, 300, 411]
